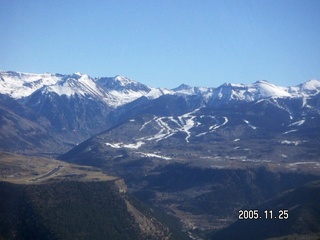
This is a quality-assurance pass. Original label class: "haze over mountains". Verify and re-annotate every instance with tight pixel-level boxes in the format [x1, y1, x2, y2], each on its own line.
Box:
[1, 70, 320, 239]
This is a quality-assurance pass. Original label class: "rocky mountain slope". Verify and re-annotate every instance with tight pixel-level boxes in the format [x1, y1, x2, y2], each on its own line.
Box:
[0, 93, 63, 155]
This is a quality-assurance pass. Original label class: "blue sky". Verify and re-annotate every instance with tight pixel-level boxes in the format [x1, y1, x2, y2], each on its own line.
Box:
[1, 0, 320, 88]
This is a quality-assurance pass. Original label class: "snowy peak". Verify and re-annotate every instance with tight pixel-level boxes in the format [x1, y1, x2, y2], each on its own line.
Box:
[172, 84, 197, 96]
[146, 88, 174, 99]
[0, 70, 105, 100]
[95, 75, 152, 107]
[252, 80, 291, 98]
[173, 84, 192, 91]
[210, 82, 254, 103]
[301, 79, 320, 91]
[209, 80, 293, 105]
[0, 70, 61, 99]
[292, 79, 320, 96]
[96, 75, 151, 92]
[114, 75, 140, 87]
[43, 73, 106, 99]
[0, 71, 153, 108]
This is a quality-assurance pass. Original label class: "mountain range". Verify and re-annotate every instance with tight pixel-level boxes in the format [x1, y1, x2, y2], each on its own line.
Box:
[1, 70, 319, 156]
[1, 70, 320, 239]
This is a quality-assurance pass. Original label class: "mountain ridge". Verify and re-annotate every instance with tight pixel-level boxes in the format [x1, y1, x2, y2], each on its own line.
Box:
[1, 69, 320, 157]
[1, 70, 320, 103]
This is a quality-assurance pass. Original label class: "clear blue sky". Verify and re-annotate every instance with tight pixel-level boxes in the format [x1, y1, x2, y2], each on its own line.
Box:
[1, 0, 320, 88]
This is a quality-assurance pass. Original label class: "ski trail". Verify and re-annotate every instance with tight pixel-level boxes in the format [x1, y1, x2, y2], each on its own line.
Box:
[243, 119, 257, 130]
[209, 116, 228, 132]
[138, 109, 201, 143]
[139, 116, 157, 131]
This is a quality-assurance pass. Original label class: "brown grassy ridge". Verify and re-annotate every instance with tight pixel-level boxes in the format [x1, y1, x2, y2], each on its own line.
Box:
[0, 151, 116, 184]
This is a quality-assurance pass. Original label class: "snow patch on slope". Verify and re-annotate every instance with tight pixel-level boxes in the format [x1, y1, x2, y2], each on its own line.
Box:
[209, 116, 228, 131]
[289, 119, 305, 127]
[106, 141, 145, 149]
[244, 119, 257, 130]
[281, 140, 300, 146]
[106, 142, 123, 148]
[138, 152, 171, 160]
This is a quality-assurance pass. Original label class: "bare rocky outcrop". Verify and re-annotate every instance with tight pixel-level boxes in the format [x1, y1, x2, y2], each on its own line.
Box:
[114, 178, 172, 240]
[125, 199, 172, 240]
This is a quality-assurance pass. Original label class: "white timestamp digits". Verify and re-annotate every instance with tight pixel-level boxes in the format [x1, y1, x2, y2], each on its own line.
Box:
[239, 209, 289, 220]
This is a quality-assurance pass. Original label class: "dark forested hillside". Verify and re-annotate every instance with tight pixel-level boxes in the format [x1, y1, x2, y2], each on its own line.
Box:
[0, 181, 142, 240]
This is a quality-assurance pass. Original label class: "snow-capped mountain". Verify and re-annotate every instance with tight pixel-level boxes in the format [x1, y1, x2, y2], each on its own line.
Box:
[57, 73, 320, 167]
[0, 70, 155, 154]
[61, 87, 320, 167]
[1, 69, 320, 156]
[208, 80, 290, 105]
[0, 71, 152, 108]
[289, 79, 320, 96]
[43, 73, 106, 99]
[1, 70, 320, 107]
[95, 75, 152, 107]
[96, 75, 150, 92]
[0, 70, 62, 98]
